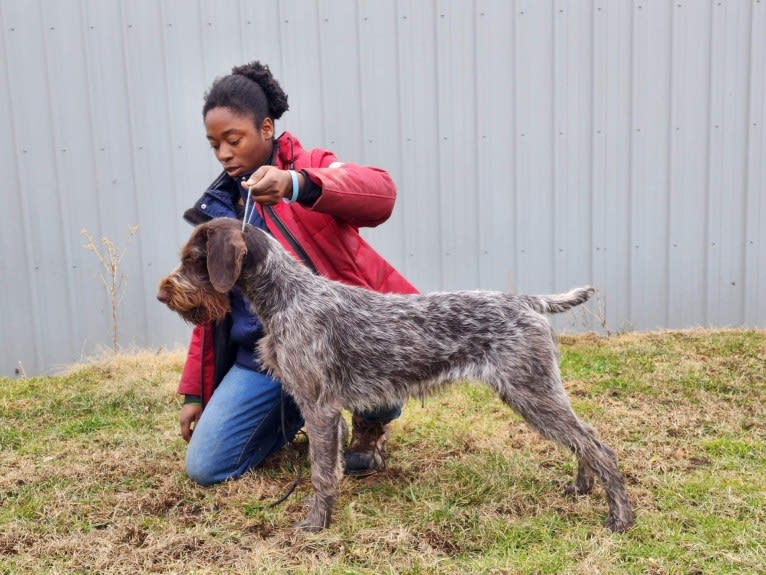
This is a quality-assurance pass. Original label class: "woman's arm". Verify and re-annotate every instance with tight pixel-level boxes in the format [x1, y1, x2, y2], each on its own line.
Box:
[246, 138, 399, 228]
[177, 323, 215, 402]
[301, 161, 397, 228]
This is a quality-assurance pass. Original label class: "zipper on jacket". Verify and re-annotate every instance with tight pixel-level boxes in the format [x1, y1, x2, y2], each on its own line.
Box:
[263, 205, 318, 274]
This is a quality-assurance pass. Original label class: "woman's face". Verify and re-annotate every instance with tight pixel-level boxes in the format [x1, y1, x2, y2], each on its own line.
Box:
[204, 107, 274, 179]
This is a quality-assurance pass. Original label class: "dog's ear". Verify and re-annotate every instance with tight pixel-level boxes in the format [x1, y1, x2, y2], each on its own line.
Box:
[206, 223, 247, 293]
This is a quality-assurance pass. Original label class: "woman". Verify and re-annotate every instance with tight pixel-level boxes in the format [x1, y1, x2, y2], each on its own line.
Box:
[177, 61, 417, 485]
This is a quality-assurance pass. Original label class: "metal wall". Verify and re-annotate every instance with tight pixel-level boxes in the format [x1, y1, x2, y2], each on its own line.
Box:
[1, 0, 764, 376]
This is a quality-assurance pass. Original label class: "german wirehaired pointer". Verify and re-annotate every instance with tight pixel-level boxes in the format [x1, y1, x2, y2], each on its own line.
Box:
[158, 218, 634, 533]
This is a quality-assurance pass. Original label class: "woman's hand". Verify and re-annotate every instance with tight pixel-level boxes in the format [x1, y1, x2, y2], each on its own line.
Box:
[179, 403, 202, 443]
[242, 166, 304, 205]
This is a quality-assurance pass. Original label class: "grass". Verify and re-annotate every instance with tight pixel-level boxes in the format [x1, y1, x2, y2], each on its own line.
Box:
[1, 330, 764, 574]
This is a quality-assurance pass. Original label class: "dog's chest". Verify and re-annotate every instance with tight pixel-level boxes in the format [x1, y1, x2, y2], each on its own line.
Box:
[256, 335, 281, 377]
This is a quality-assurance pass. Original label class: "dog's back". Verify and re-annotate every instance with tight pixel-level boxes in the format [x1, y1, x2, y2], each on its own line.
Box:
[266, 280, 590, 414]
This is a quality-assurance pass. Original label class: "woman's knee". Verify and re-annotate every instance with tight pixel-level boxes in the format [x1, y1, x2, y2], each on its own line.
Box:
[184, 429, 277, 486]
[184, 448, 224, 486]
[184, 441, 246, 486]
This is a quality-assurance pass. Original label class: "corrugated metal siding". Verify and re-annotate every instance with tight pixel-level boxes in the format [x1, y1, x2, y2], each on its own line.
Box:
[1, 0, 764, 376]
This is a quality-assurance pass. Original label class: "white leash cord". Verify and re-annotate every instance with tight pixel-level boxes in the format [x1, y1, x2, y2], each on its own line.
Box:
[242, 186, 254, 231]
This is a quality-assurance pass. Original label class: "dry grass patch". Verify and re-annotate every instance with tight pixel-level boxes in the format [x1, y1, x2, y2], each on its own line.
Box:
[1, 330, 764, 574]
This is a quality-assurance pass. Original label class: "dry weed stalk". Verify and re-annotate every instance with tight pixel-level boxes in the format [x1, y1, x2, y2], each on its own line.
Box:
[15, 360, 28, 378]
[586, 287, 612, 336]
[565, 285, 612, 336]
[80, 225, 139, 351]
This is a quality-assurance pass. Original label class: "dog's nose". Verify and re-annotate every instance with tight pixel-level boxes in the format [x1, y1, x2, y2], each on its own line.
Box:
[157, 288, 170, 304]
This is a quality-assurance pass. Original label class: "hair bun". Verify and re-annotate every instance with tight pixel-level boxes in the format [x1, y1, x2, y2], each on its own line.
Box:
[231, 61, 289, 119]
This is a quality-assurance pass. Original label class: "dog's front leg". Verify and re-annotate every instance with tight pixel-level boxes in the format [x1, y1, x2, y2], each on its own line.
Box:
[295, 405, 343, 532]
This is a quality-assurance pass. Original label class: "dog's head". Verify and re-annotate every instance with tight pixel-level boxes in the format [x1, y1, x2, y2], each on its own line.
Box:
[157, 218, 248, 324]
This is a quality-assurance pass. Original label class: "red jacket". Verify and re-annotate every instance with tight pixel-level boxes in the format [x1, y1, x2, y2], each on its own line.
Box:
[178, 132, 418, 403]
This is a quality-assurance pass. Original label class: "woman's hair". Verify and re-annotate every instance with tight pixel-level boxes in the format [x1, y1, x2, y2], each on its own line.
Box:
[203, 61, 289, 124]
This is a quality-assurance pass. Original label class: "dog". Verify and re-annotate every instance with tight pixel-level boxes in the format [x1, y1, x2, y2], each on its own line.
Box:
[157, 217, 634, 533]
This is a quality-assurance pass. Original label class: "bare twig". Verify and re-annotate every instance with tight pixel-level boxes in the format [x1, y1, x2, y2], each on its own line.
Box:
[585, 287, 611, 337]
[566, 286, 612, 337]
[15, 361, 28, 379]
[80, 225, 139, 351]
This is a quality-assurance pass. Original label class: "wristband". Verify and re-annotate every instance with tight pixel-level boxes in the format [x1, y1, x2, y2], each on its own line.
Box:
[183, 395, 202, 405]
[288, 170, 300, 202]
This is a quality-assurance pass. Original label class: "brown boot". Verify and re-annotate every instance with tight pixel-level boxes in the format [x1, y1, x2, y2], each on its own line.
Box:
[343, 415, 388, 477]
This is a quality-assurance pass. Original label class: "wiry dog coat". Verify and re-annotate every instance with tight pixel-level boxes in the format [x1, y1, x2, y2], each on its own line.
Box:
[158, 218, 634, 533]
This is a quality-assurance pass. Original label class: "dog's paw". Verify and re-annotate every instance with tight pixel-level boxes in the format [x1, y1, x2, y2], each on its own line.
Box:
[603, 508, 634, 533]
[563, 483, 584, 498]
[294, 517, 328, 533]
[563, 479, 594, 498]
[294, 504, 332, 533]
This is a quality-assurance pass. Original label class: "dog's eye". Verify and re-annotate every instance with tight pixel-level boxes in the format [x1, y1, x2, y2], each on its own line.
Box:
[183, 254, 208, 273]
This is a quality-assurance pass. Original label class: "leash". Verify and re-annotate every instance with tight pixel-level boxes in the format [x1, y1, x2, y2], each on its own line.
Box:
[242, 185, 255, 231]
[240, 393, 303, 512]
[265, 390, 304, 508]
[241, 176, 302, 508]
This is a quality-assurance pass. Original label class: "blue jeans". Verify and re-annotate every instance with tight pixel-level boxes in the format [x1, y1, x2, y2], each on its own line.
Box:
[185, 364, 401, 486]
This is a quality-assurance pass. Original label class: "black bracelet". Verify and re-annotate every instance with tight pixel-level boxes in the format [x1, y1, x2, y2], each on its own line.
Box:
[183, 395, 202, 405]
[297, 170, 322, 205]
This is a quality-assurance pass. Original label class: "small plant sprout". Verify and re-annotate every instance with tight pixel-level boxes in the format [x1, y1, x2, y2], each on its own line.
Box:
[80, 224, 140, 352]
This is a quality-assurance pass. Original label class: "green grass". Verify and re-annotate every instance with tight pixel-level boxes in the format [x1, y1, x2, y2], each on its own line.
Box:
[1, 330, 764, 574]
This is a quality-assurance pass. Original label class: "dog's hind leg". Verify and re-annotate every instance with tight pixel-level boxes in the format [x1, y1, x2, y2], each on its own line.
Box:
[563, 457, 596, 497]
[492, 376, 634, 532]
[559, 422, 599, 498]
[294, 404, 344, 532]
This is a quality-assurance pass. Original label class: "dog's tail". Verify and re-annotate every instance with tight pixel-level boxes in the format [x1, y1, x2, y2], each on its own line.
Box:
[521, 286, 595, 314]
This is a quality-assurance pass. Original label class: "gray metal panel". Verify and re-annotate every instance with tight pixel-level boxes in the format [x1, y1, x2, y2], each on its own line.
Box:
[278, 0, 325, 150]
[318, 0, 362, 158]
[551, 0, 597, 332]
[516, 0, 556, 298]
[629, 0, 672, 331]
[593, 0, 633, 332]
[357, 0, 407, 268]
[476, 0, 517, 294]
[746, 0, 766, 327]
[0, 3, 39, 373]
[707, 0, 750, 328]
[668, 0, 710, 329]
[393, 0, 442, 291]
[1, 0, 765, 376]
[435, 0, 480, 291]
[80, 0, 147, 349]
[2, 0, 81, 373]
[43, 0, 112, 357]
[119, 1, 176, 347]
